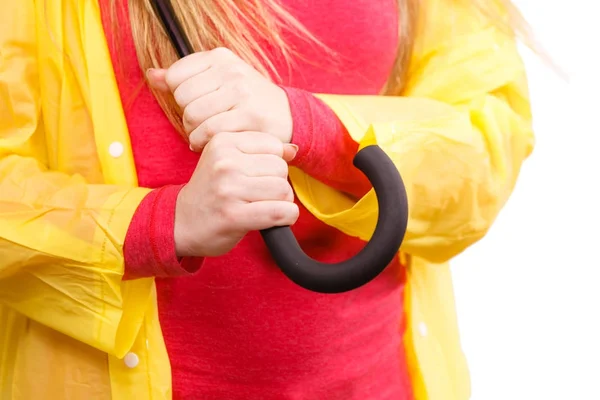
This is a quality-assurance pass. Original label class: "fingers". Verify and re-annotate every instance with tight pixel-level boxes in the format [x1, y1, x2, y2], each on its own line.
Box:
[209, 131, 285, 157]
[146, 68, 169, 92]
[236, 153, 290, 178]
[226, 201, 300, 232]
[205, 132, 298, 167]
[188, 109, 250, 150]
[172, 66, 223, 107]
[236, 176, 294, 203]
[164, 53, 213, 92]
[149, 48, 290, 150]
[236, 135, 296, 159]
[182, 89, 238, 134]
[282, 144, 299, 163]
[164, 47, 241, 92]
[147, 48, 245, 100]
[172, 63, 253, 108]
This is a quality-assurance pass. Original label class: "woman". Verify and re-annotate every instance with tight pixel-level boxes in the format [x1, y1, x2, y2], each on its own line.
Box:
[0, 0, 534, 398]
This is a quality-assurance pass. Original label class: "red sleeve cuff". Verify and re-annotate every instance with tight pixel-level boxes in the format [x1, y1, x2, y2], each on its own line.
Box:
[281, 86, 371, 198]
[282, 86, 316, 169]
[123, 185, 204, 280]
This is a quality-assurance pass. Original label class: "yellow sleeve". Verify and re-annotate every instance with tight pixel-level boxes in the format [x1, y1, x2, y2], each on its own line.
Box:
[0, 1, 152, 358]
[289, 0, 534, 263]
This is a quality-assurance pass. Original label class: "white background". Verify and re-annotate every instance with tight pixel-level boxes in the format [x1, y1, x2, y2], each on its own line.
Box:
[451, 1, 600, 399]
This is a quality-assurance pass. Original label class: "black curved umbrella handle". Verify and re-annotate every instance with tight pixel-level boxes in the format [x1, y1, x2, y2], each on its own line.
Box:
[261, 145, 408, 293]
[151, 0, 409, 293]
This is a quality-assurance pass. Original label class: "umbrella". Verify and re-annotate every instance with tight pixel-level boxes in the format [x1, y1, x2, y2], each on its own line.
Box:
[150, 0, 409, 293]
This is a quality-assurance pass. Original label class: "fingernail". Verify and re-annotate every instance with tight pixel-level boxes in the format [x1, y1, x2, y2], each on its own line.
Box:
[285, 144, 299, 160]
[145, 68, 155, 79]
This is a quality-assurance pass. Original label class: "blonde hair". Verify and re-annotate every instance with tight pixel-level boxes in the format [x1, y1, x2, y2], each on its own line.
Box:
[114, 0, 529, 138]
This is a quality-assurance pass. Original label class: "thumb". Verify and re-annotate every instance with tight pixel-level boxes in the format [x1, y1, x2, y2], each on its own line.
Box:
[146, 68, 170, 92]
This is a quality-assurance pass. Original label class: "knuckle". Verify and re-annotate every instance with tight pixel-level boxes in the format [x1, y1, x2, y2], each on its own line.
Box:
[285, 183, 295, 200]
[268, 207, 287, 224]
[200, 120, 218, 140]
[182, 106, 203, 129]
[291, 205, 300, 221]
[232, 81, 252, 99]
[188, 134, 204, 150]
[205, 132, 225, 149]
[251, 107, 268, 128]
[275, 179, 292, 200]
[215, 182, 234, 200]
[164, 68, 179, 90]
[272, 158, 289, 178]
[241, 104, 259, 124]
[268, 203, 298, 225]
[173, 85, 191, 107]
[284, 189, 295, 203]
[289, 204, 300, 222]
[212, 157, 236, 175]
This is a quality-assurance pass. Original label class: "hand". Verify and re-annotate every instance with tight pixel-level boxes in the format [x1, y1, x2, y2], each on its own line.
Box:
[147, 47, 293, 150]
[174, 131, 299, 258]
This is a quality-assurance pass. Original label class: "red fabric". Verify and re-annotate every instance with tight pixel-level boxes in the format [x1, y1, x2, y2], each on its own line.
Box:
[102, 0, 412, 399]
[123, 185, 203, 279]
[283, 87, 373, 198]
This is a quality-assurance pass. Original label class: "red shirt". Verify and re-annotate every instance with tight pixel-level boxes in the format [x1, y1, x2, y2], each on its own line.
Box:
[101, 1, 412, 399]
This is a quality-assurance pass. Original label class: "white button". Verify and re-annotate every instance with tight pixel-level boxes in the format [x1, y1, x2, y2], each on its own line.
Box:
[124, 352, 140, 368]
[418, 322, 428, 337]
[108, 141, 124, 158]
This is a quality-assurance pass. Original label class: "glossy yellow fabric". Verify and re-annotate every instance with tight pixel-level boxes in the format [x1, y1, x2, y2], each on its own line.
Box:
[0, 0, 533, 399]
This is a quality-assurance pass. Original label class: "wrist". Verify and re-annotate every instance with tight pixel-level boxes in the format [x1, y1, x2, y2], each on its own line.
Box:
[174, 185, 195, 258]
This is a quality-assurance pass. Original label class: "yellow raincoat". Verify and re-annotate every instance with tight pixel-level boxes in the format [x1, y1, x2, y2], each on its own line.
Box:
[0, 0, 534, 399]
